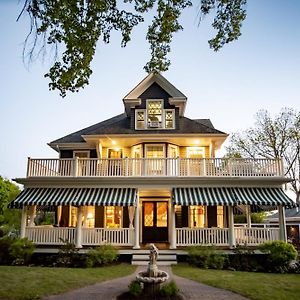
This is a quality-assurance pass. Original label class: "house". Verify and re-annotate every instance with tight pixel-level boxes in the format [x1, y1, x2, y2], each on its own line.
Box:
[10, 73, 296, 253]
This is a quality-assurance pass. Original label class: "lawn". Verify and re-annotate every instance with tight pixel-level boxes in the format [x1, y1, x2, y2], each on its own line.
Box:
[172, 264, 300, 300]
[0, 264, 136, 300]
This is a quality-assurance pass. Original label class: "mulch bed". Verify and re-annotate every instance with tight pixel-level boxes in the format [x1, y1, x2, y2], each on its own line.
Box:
[117, 292, 184, 300]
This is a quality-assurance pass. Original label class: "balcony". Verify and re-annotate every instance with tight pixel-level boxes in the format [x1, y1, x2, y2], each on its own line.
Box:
[26, 157, 284, 178]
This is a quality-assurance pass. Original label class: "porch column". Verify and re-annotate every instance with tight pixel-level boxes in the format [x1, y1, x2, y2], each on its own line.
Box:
[170, 204, 176, 249]
[228, 206, 236, 248]
[20, 206, 27, 238]
[28, 205, 36, 227]
[75, 206, 83, 248]
[56, 205, 62, 226]
[245, 205, 251, 228]
[278, 205, 287, 242]
[133, 202, 140, 249]
[128, 206, 135, 229]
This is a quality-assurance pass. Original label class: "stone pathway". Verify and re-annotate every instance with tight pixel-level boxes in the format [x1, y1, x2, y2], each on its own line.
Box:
[43, 266, 249, 300]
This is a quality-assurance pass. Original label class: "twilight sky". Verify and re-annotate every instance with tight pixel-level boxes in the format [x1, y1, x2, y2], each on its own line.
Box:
[1, 0, 300, 180]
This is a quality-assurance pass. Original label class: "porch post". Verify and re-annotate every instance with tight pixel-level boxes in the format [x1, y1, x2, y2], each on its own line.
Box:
[20, 206, 27, 238]
[56, 205, 62, 226]
[133, 202, 140, 249]
[75, 206, 83, 248]
[278, 205, 287, 242]
[228, 206, 236, 248]
[170, 204, 176, 249]
[245, 205, 251, 228]
[28, 205, 36, 227]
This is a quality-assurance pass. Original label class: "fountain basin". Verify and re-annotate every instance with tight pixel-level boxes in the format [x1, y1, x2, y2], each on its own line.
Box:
[136, 270, 169, 284]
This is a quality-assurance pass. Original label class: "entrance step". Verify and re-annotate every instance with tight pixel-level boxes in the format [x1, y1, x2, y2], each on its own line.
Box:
[131, 251, 177, 265]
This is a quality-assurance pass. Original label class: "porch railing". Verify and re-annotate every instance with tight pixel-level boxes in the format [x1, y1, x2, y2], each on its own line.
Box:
[81, 228, 134, 246]
[234, 227, 279, 246]
[27, 157, 284, 178]
[176, 228, 229, 246]
[25, 227, 76, 245]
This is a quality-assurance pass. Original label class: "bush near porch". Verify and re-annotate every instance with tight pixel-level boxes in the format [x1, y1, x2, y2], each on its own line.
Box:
[186, 242, 299, 273]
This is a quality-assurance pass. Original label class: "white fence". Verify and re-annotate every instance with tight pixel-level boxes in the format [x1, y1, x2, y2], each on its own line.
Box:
[82, 228, 134, 246]
[176, 228, 229, 246]
[27, 157, 283, 178]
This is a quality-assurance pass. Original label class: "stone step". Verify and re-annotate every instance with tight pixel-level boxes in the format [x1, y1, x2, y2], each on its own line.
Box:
[132, 260, 177, 266]
[132, 254, 176, 260]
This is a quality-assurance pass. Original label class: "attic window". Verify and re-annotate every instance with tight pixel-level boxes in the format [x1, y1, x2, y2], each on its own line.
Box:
[136, 110, 146, 129]
[147, 100, 162, 128]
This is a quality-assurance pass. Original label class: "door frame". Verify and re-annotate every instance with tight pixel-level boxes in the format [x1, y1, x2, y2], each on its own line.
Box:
[141, 199, 169, 243]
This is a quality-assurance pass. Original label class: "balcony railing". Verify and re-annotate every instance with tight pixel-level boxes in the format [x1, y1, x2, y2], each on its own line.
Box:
[26, 157, 284, 178]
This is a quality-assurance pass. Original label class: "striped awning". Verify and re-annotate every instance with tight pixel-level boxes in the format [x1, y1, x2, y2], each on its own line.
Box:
[172, 187, 296, 207]
[9, 188, 137, 208]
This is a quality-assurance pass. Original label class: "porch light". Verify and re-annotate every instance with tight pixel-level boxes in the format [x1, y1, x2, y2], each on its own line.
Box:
[87, 212, 93, 219]
[112, 140, 116, 145]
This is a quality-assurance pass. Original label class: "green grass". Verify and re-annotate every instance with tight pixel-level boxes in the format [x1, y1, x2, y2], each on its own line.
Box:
[172, 264, 300, 300]
[0, 264, 136, 300]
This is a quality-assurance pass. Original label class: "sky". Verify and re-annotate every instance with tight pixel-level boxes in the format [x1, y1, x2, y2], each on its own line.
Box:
[0, 0, 300, 180]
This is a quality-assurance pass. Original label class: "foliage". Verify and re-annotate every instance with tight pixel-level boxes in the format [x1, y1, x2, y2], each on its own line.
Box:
[86, 244, 118, 267]
[234, 212, 266, 223]
[159, 280, 180, 297]
[35, 211, 55, 225]
[0, 264, 136, 300]
[56, 239, 80, 267]
[226, 108, 300, 202]
[20, 0, 247, 97]
[9, 237, 35, 265]
[259, 241, 298, 273]
[187, 245, 226, 269]
[128, 280, 142, 297]
[172, 264, 300, 300]
[0, 236, 35, 265]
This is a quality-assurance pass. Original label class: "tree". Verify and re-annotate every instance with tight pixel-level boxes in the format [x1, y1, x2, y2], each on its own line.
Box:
[0, 177, 21, 231]
[226, 108, 300, 202]
[20, 0, 247, 97]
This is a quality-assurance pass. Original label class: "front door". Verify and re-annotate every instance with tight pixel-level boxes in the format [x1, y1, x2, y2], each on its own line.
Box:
[142, 201, 168, 243]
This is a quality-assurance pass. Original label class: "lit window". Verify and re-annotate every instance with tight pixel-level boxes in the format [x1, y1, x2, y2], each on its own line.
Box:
[165, 110, 174, 129]
[105, 206, 122, 228]
[190, 205, 205, 228]
[136, 110, 146, 129]
[147, 100, 162, 128]
[217, 206, 223, 228]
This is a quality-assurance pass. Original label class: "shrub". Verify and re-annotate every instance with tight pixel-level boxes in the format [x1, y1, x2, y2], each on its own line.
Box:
[160, 281, 179, 297]
[86, 244, 118, 267]
[56, 239, 80, 267]
[128, 280, 142, 297]
[187, 246, 226, 269]
[9, 237, 34, 265]
[0, 235, 15, 264]
[259, 240, 298, 273]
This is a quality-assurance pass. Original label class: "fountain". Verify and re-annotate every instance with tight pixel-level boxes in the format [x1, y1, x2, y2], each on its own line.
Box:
[136, 244, 169, 296]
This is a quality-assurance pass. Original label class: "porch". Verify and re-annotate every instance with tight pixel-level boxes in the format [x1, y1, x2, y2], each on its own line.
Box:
[26, 157, 284, 178]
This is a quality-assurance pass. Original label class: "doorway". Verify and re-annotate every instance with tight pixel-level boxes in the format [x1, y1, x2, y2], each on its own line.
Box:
[142, 201, 168, 243]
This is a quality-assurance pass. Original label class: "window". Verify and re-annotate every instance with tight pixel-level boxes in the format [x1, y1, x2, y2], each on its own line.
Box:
[165, 110, 175, 129]
[217, 206, 223, 228]
[189, 205, 206, 228]
[136, 110, 146, 129]
[105, 206, 122, 228]
[134, 100, 175, 130]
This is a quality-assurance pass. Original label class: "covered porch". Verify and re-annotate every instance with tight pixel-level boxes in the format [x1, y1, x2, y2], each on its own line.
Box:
[10, 187, 296, 249]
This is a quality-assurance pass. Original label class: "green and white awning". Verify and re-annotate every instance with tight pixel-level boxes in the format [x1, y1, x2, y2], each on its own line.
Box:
[172, 187, 296, 207]
[9, 188, 137, 208]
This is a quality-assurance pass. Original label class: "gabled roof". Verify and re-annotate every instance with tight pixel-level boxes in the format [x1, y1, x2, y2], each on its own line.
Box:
[124, 73, 187, 100]
[123, 73, 187, 116]
[49, 113, 227, 148]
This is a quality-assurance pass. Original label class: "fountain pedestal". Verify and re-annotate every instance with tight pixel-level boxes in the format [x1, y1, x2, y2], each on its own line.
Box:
[136, 244, 169, 297]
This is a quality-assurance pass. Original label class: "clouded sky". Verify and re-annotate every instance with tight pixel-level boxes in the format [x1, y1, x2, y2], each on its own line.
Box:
[1, 0, 299, 180]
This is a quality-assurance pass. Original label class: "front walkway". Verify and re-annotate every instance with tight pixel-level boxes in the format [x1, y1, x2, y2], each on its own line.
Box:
[43, 266, 249, 300]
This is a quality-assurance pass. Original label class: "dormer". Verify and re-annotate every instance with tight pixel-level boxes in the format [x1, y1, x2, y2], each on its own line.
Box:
[123, 73, 187, 130]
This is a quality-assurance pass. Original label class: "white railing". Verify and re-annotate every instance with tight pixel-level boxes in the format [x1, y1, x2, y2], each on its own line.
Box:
[234, 227, 279, 246]
[176, 228, 229, 246]
[27, 157, 283, 178]
[25, 227, 76, 245]
[82, 228, 134, 246]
